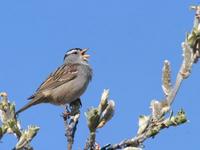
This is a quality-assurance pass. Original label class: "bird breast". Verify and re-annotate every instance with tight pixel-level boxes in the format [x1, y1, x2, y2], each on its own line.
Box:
[49, 64, 92, 105]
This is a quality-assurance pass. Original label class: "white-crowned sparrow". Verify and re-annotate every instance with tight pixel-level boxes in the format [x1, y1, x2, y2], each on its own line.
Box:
[16, 48, 92, 114]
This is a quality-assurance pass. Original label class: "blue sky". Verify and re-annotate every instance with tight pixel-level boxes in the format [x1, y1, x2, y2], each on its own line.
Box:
[0, 1, 200, 150]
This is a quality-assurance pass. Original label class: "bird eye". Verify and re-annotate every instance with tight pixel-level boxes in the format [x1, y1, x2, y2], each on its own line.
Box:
[73, 51, 78, 54]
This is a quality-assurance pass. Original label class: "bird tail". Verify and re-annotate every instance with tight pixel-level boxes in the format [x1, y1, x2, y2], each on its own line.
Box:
[16, 95, 43, 115]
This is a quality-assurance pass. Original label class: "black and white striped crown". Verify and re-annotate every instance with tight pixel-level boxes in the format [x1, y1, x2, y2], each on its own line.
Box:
[64, 48, 82, 60]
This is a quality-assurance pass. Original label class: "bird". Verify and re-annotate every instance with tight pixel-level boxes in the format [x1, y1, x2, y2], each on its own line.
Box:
[16, 48, 92, 115]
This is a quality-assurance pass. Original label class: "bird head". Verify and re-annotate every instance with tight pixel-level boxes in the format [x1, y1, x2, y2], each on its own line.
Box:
[64, 48, 90, 64]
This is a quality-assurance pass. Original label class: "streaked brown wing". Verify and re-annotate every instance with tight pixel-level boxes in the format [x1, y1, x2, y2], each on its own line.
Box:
[36, 63, 79, 92]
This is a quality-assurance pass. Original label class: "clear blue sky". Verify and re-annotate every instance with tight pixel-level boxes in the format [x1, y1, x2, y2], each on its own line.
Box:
[0, 1, 200, 150]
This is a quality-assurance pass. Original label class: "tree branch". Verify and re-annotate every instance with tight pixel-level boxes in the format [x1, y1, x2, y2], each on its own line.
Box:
[84, 89, 115, 150]
[63, 99, 81, 150]
[101, 109, 187, 150]
[100, 5, 200, 150]
[0, 92, 39, 150]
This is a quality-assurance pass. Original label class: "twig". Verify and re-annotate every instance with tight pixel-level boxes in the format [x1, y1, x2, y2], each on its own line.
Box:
[166, 42, 194, 106]
[0, 92, 39, 150]
[84, 132, 96, 150]
[100, 5, 200, 150]
[84, 90, 115, 150]
[102, 109, 187, 150]
[63, 99, 81, 150]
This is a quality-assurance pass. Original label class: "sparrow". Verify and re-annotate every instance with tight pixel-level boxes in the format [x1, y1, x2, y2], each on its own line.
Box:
[16, 48, 92, 114]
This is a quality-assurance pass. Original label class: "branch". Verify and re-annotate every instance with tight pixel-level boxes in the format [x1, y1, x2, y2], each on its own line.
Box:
[100, 5, 200, 150]
[101, 109, 187, 150]
[84, 89, 115, 150]
[62, 99, 81, 150]
[0, 92, 39, 150]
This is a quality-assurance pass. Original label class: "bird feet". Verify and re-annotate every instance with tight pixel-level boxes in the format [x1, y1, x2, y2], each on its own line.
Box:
[62, 98, 82, 120]
[62, 109, 71, 120]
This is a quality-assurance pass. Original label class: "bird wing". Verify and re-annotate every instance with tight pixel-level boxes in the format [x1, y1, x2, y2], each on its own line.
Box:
[29, 63, 79, 98]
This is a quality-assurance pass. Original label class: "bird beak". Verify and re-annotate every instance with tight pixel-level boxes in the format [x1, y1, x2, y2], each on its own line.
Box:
[81, 48, 90, 61]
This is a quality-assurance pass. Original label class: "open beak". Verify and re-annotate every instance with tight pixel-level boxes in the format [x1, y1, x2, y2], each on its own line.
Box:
[81, 48, 90, 61]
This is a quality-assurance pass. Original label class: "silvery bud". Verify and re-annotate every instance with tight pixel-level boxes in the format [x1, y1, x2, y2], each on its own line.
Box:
[15, 126, 40, 149]
[98, 89, 109, 113]
[97, 100, 115, 128]
[137, 115, 150, 135]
